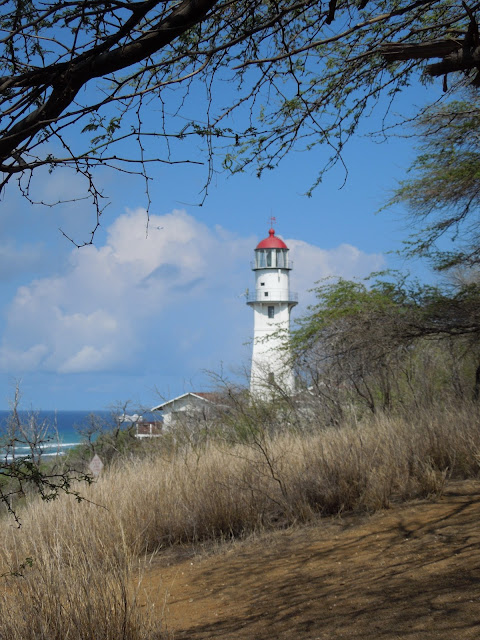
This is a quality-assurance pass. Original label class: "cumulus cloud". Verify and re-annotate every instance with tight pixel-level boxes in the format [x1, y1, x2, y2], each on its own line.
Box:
[0, 209, 385, 375]
[287, 238, 385, 309]
[0, 209, 251, 374]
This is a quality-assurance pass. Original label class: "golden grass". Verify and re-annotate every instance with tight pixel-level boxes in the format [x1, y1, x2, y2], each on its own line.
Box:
[0, 494, 164, 639]
[0, 403, 479, 637]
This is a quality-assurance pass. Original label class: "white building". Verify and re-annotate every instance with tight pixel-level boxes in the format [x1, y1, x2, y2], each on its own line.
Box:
[247, 225, 298, 398]
[151, 392, 218, 428]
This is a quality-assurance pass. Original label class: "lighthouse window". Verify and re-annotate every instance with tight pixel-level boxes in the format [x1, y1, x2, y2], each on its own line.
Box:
[261, 282, 265, 286]
[257, 251, 267, 268]
[264, 291, 268, 297]
[277, 250, 285, 268]
[266, 250, 272, 267]
[268, 306, 275, 318]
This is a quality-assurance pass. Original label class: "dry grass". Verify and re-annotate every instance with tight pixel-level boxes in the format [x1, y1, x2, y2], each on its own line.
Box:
[0, 403, 479, 638]
[0, 498, 164, 640]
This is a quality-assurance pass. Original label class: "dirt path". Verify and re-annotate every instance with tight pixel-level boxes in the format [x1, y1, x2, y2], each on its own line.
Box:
[141, 480, 480, 639]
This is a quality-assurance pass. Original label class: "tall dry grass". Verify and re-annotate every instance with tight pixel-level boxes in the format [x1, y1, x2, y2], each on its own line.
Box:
[0, 499, 164, 640]
[0, 402, 479, 637]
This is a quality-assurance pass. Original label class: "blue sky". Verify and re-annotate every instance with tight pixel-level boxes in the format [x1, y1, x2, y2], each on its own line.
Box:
[0, 79, 443, 410]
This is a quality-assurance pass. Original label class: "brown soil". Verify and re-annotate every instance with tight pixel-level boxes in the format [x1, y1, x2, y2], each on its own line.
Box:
[141, 480, 480, 639]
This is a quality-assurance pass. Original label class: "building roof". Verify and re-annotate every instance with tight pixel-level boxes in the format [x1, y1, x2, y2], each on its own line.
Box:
[256, 228, 288, 250]
[192, 392, 221, 401]
[151, 391, 218, 412]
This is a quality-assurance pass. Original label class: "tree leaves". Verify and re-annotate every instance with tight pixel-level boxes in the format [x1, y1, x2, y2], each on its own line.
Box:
[291, 275, 480, 413]
[388, 90, 480, 270]
[0, 0, 478, 227]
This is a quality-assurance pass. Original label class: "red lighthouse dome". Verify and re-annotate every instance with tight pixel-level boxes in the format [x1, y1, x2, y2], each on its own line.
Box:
[256, 227, 288, 250]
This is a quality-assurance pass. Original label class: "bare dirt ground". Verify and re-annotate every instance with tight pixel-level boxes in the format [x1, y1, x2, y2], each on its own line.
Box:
[141, 479, 480, 639]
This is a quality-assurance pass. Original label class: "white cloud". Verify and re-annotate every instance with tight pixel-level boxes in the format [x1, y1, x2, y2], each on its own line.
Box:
[0, 344, 48, 371]
[0, 210, 385, 375]
[58, 345, 116, 374]
[0, 209, 251, 374]
[287, 238, 385, 309]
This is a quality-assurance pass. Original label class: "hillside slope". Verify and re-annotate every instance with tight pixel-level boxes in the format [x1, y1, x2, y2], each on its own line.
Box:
[142, 480, 480, 639]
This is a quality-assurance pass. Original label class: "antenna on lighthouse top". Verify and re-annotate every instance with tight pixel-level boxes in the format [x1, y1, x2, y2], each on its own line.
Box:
[269, 215, 276, 230]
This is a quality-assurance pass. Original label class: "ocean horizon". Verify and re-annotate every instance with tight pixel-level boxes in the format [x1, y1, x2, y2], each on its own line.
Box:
[0, 409, 114, 457]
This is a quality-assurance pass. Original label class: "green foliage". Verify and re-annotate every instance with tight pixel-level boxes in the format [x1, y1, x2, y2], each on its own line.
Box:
[0, 0, 476, 216]
[292, 275, 480, 416]
[387, 90, 480, 271]
[0, 388, 94, 523]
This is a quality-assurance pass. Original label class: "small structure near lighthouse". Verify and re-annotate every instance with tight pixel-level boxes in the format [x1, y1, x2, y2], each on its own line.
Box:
[247, 221, 298, 398]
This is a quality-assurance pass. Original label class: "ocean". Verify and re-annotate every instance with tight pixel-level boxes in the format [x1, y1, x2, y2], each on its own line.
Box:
[0, 410, 113, 458]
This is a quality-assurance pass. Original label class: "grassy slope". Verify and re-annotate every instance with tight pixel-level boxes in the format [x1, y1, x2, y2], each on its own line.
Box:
[0, 405, 479, 639]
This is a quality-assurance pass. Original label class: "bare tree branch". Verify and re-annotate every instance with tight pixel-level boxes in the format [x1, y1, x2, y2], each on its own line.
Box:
[1, 0, 480, 241]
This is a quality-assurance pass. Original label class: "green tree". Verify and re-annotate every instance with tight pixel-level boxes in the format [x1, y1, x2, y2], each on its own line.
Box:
[291, 276, 480, 415]
[1, 0, 480, 230]
[388, 89, 480, 272]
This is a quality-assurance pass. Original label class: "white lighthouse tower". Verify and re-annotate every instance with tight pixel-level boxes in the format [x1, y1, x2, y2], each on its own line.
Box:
[247, 222, 298, 398]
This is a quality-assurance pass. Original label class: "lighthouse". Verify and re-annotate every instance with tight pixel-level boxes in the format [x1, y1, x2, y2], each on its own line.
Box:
[247, 222, 298, 398]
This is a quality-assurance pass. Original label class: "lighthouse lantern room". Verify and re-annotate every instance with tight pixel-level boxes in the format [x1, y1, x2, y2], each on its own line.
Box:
[247, 222, 298, 398]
